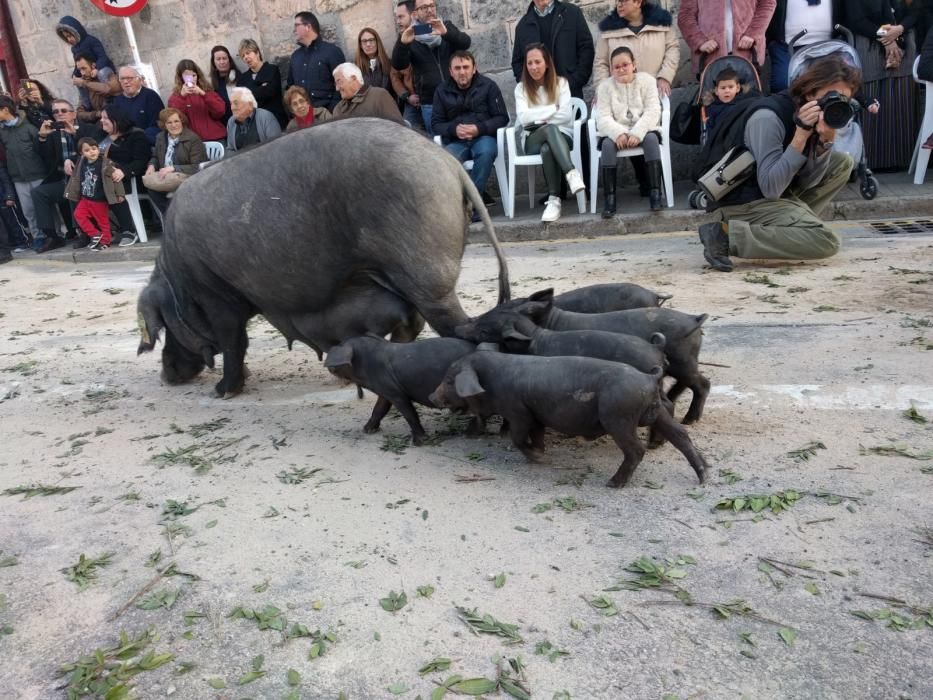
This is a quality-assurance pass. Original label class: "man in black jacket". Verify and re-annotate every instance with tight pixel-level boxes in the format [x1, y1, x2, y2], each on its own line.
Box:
[391, 0, 471, 136]
[433, 51, 509, 218]
[287, 11, 346, 110]
[32, 99, 100, 251]
[511, 0, 594, 101]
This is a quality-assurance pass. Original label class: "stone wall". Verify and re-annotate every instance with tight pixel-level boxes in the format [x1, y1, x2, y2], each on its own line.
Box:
[12, 0, 706, 179]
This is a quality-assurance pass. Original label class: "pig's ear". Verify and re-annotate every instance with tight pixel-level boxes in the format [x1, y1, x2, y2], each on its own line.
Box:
[502, 327, 532, 343]
[324, 344, 354, 370]
[528, 289, 554, 303]
[454, 366, 485, 398]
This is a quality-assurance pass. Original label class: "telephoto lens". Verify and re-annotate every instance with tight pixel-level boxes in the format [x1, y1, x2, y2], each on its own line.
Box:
[817, 90, 857, 129]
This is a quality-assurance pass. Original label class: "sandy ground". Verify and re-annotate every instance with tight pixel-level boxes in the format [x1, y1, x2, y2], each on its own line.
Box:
[0, 225, 931, 700]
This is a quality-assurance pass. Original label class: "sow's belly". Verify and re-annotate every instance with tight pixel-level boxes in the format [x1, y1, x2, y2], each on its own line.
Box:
[524, 386, 607, 439]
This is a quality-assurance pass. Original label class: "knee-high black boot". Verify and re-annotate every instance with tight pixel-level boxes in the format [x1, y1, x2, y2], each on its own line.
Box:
[601, 167, 617, 218]
[647, 160, 663, 211]
[631, 155, 649, 197]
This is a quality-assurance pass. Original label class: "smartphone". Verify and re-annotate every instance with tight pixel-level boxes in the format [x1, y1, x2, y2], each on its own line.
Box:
[412, 23, 433, 36]
[184, 75, 196, 87]
[20, 79, 34, 91]
[54, 121, 66, 130]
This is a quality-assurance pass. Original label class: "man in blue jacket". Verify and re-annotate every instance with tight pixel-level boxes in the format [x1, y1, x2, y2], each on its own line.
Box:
[433, 51, 508, 218]
[287, 12, 346, 111]
[112, 66, 165, 146]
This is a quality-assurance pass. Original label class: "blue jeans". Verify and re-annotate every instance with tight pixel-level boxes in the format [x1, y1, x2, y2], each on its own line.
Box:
[403, 102, 424, 130]
[421, 104, 434, 137]
[445, 136, 498, 194]
[769, 41, 790, 93]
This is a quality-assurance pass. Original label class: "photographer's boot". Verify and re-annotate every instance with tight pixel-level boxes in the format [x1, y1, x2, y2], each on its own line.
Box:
[698, 222, 733, 272]
[601, 167, 617, 219]
[647, 160, 663, 212]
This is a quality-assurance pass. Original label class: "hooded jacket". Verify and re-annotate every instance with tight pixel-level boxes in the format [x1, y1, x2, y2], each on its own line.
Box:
[511, 1, 595, 99]
[593, 3, 681, 84]
[57, 16, 115, 76]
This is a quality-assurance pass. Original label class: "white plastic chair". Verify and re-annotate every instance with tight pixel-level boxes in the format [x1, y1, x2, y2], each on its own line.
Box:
[433, 129, 509, 207]
[909, 57, 933, 185]
[505, 96, 588, 218]
[203, 140, 225, 162]
[125, 178, 149, 243]
[588, 95, 674, 213]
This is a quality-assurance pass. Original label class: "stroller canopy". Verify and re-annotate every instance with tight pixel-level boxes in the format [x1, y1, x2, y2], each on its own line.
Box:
[698, 55, 763, 98]
[788, 41, 862, 84]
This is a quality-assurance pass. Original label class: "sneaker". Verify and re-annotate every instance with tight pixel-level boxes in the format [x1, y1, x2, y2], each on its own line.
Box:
[89, 238, 110, 251]
[13, 244, 30, 253]
[923, 132, 933, 150]
[698, 222, 733, 272]
[481, 190, 495, 206]
[72, 233, 91, 249]
[37, 237, 65, 254]
[118, 231, 139, 247]
[565, 169, 585, 195]
[541, 196, 562, 223]
[470, 209, 482, 223]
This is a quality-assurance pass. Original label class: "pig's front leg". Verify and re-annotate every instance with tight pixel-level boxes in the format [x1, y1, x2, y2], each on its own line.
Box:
[364, 396, 393, 433]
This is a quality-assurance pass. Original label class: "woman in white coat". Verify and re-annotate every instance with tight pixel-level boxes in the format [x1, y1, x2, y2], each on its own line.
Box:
[514, 43, 585, 223]
[595, 46, 662, 216]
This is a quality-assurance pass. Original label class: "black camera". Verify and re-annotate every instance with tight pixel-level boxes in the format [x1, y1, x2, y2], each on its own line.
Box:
[817, 91, 857, 129]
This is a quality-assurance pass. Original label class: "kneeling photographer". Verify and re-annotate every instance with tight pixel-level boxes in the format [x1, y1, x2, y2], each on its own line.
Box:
[697, 56, 861, 272]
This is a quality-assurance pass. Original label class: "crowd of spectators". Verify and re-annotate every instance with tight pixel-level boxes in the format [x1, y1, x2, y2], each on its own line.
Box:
[1, 1, 932, 265]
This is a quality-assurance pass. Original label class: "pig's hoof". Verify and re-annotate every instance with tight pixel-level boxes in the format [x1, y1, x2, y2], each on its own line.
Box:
[363, 423, 380, 434]
[411, 433, 426, 446]
[522, 448, 545, 463]
[696, 470, 707, 485]
[605, 477, 626, 489]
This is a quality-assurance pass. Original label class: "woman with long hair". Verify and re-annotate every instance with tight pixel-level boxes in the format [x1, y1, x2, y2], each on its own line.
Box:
[235, 38, 287, 128]
[167, 59, 227, 142]
[595, 46, 663, 216]
[354, 28, 394, 97]
[514, 43, 585, 223]
[17, 78, 55, 128]
[208, 45, 238, 123]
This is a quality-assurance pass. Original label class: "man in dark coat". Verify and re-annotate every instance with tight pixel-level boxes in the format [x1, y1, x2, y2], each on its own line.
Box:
[287, 11, 346, 111]
[391, 0, 471, 136]
[433, 51, 509, 217]
[510, 0, 594, 100]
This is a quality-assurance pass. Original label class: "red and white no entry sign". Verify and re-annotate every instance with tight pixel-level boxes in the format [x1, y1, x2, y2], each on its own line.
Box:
[90, 0, 149, 17]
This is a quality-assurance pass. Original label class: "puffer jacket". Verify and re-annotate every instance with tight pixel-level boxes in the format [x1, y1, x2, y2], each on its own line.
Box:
[149, 128, 209, 175]
[0, 114, 47, 182]
[431, 74, 509, 145]
[595, 72, 661, 142]
[677, 0, 776, 73]
[57, 16, 115, 75]
[593, 4, 681, 84]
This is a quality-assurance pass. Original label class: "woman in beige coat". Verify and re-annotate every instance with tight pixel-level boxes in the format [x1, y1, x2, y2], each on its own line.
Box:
[593, 0, 680, 97]
[595, 47, 663, 216]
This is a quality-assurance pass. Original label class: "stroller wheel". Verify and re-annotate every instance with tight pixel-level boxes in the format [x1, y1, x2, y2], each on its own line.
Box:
[860, 176, 878, 200]
[688, 190, 705, 209]
[697, 191, 709, 209]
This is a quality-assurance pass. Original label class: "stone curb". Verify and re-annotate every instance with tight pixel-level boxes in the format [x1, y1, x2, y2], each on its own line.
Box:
[22, 190, 933, 265]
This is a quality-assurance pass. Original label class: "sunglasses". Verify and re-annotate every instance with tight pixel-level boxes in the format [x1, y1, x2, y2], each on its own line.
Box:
[52, 108, 73, 114]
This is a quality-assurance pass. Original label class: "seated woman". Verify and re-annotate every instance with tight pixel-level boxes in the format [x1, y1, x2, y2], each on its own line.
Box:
[167, 59, 228, 142]
[236, 38, 287, 128]
[143, 108, 208, 217]
[226, 87, 282, 153]
[514, 43, 586, 223]
[595, 47, 663, 216]
[90, 106, 149, 247]
[284, 86, 331, 133]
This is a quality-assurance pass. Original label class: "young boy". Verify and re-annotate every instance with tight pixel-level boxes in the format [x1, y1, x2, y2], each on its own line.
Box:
[65, 138, 125, 251]
[705, 68, 743, 133]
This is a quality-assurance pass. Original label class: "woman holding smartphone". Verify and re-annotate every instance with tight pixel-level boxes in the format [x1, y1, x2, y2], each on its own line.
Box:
[17, 79, 56, 128]
[167, 59, 228, 142]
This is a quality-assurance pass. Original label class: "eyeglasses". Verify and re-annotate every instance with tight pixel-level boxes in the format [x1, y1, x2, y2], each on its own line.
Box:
[417, 3, 436, 10]
[118, 76, 139, 82]
[361, 38, 377, 44]
[52, 108, 73, 114]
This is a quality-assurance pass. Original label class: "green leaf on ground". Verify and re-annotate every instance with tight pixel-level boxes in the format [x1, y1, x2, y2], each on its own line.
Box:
[494, 573, 506, 588]
[419, 657, 452, 675]
[62, 552, 114, 591]
[778, 628, 797, 647]
[379, 590, 408, 612]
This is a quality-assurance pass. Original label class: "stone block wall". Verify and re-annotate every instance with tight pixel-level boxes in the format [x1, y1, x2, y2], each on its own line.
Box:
[11, 0, 709, 179]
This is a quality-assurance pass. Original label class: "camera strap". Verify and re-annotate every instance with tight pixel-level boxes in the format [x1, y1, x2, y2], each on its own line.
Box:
[793, 115, 814, 131]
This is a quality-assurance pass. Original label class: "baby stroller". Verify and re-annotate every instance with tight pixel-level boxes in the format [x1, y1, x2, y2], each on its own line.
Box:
[788, 27, 879, 200]
[671, 55, 764, 209]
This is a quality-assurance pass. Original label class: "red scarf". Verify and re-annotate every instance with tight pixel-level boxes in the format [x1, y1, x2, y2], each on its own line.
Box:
[294, 110, 315, 129]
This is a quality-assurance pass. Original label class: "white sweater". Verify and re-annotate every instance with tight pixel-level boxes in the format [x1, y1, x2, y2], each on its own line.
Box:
[514, 77, 574, 138]
[595, 72, 661, 143]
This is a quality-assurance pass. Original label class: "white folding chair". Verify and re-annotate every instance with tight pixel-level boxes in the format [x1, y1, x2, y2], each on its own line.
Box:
[433, 129, 509, 207]
[203, 140, 225, 162]
[588, 94, 674, 213]
[909, 57, 933, 185]
[505, 96, 588, 218]
[125, 178, 149, 243]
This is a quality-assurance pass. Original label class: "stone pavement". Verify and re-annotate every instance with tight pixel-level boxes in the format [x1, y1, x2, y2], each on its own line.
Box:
[15, 170, 933, 265]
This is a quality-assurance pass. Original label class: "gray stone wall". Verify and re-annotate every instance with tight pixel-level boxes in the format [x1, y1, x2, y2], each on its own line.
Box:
[12, 0, 704, 179]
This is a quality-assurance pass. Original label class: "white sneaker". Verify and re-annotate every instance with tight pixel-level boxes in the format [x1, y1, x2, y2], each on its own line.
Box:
[541, 196, 562, 223]
[565, 169, 585, 195]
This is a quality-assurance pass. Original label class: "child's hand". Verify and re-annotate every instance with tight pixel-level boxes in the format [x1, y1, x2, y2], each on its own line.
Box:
[116, 196, 125, 203]
[868, 101, 880, 114]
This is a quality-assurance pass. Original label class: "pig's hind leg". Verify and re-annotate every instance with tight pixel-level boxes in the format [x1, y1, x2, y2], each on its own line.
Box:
[605, 417, 646, 488]
[650, 410, 708, 484]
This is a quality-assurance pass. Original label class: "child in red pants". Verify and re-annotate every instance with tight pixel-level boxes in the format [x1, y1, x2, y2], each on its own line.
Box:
[65, 138, 125, 250]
